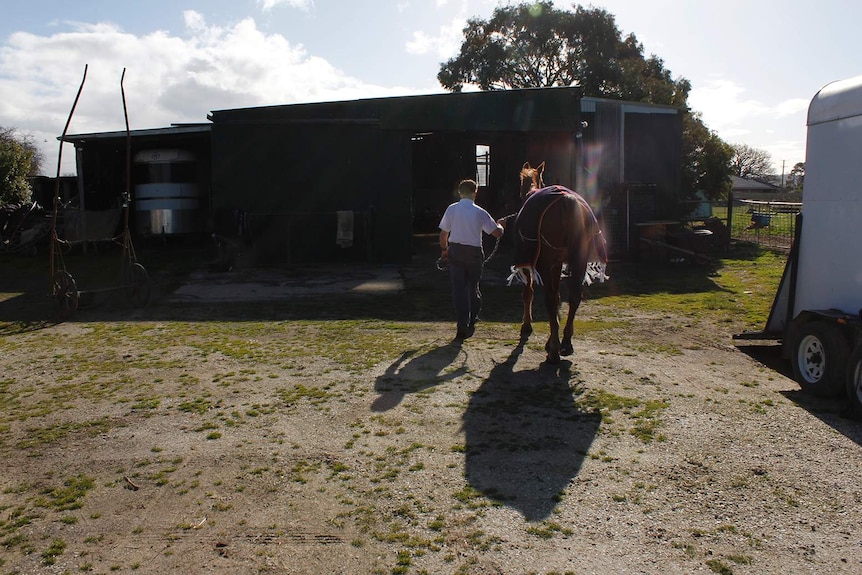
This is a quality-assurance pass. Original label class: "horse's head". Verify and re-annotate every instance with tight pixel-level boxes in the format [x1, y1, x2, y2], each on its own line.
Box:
[519, 161, 545, 200]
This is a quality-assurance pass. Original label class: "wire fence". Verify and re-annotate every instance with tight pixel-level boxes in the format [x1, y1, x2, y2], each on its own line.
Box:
[712, 199, 801, 252]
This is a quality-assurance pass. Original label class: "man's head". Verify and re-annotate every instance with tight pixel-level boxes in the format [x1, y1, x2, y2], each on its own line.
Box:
[457, 179, 478, 198]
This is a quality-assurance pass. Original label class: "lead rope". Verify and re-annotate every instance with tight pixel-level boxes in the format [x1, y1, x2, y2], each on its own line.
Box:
[436, 234, 503, 272]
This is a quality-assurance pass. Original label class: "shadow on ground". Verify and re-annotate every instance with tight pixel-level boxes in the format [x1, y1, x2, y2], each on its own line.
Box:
[371, 341, 468, 412]
[461, 338, 601, 521]
[737, 342, 862, 447]
[0, 236, 772, 331]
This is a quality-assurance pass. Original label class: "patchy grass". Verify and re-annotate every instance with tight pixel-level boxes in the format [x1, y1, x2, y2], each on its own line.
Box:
[0, 243, 798, 574]
[590, 243, 785, 331]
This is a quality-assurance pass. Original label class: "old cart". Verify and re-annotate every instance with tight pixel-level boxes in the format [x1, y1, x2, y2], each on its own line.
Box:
[50, 66, 151, 317]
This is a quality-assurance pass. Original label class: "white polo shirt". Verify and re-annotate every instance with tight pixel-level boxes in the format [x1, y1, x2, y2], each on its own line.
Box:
[439, 199, 500, 248]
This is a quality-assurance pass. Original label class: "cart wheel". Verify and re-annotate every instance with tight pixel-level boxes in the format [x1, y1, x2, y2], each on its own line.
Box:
[845, 345, 862, 417]
[53, 270, 79, 317]
[791, 321, 848, 397]
[124, 263, 151, 308]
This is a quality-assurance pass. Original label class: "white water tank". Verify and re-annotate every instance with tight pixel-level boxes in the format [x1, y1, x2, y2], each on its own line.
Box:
[133, 149, 201, 235]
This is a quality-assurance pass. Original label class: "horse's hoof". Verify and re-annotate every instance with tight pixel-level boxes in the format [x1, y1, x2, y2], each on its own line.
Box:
[546, 353, 561, 365]
[560, 343, 573, 356]
[520, 324, 533, 336]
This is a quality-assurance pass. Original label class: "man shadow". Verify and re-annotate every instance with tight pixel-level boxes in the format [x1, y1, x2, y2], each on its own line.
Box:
[371, 340, 468, 412]
[462, 337, 601, 521]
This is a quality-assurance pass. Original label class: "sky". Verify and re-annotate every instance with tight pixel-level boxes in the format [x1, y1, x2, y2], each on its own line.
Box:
[1, 0, 860, 178]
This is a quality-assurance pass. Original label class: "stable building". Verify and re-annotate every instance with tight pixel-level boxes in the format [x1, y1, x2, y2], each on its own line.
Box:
[62, 87, 683, 263]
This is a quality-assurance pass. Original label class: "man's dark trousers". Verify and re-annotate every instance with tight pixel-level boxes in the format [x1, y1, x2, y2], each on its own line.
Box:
[447, 243, 484, 334]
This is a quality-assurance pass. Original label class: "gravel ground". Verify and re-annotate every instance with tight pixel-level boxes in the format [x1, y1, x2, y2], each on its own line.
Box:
[1, 260, 861, 575]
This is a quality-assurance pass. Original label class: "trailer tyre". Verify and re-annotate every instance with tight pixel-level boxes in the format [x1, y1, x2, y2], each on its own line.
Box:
[845, 345, 862, 417]
[791, 322, 849, 397]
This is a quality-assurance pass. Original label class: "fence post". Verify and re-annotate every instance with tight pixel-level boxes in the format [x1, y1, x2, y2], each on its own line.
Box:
[726, 190, 734, 233]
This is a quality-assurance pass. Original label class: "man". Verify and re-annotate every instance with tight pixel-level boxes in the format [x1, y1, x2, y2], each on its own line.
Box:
[438, 179, 504, 340]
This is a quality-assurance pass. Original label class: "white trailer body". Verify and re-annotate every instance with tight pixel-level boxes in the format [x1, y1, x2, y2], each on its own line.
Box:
[748, 75, 862, 414]
[796, 75, 862, 316]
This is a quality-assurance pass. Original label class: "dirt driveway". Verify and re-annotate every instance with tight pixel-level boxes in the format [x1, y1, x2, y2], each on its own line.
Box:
[1, 252, 861, 575]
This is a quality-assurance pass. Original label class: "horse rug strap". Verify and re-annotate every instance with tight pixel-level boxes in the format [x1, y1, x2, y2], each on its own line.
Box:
[511, 186, 608, 286]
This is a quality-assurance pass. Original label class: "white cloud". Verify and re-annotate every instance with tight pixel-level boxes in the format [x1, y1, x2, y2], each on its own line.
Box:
[183, 10, 206, 31]
[257, 0, 314, 12]
[774, 98, 809, 118]
[0, 13, 411, 175]
[405, 17, 465, 58]
[688, 77, 769, 136]
[688, 76, 809, 170]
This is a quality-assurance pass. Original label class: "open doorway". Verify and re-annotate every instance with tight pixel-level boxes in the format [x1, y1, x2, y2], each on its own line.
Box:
[476, 144, 490, 187]
[410, 132, 529, 232]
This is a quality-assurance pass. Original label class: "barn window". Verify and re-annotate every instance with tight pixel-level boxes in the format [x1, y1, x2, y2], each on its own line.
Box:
[476, 144, 490, 187]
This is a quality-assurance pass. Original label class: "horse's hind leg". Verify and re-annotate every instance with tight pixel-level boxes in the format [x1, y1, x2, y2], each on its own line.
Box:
[560, 258, 588, 356]
[543, 267, 562, 363]
[559, 291, 581, 356]
[520, 272, 534, 337]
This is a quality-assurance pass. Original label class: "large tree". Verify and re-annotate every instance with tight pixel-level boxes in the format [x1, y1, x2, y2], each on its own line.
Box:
[788, 162, 804, 192]
[438, 2, 689, 106]
[439, 2, 729, 199]
[0, 127, 41, 205]
[730, 143, 773, 180]
[681, 113, 734, 199]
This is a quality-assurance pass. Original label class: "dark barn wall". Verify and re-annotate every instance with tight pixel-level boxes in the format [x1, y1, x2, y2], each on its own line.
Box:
[578, 100, 683, 258]
[623, 112, 683, 216]
[411, 133, 478, 232]
[210, 88, 585, 264]
[64, 132, 213, 237]
[211, 122, 411, 264]
[524, 133, 578, 192]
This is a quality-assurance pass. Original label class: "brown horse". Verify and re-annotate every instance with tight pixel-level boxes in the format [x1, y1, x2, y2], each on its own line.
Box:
[510, 161, 608, 363]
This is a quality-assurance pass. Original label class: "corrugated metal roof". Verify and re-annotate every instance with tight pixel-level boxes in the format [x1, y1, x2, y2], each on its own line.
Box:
[208, 87, 583, 132]
[62, 123, 211, 143]
[580, 96, 681, 115]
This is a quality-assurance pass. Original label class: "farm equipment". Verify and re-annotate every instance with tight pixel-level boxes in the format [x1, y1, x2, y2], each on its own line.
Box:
[1, 201, 50, 256]
[49, 65, 151, 317]
[735, 74, 862, 416]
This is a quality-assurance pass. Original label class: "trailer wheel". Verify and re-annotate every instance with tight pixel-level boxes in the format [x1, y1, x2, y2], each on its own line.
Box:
[791, 322, 849, 397]
[846, 345, 862, 417]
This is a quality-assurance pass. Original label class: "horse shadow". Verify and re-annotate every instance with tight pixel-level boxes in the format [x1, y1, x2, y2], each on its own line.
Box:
[462, 337, 601, 521]
[371, 340, 468, 412]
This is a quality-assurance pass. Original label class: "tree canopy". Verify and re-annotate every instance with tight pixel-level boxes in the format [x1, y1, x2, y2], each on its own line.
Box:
[730, 143, 774, 180]
[438, 2, 731, 199]
[438, 2, 690, 107]
[788, 162, 804, 192]
[681, 113, 734, 199]
[0, 127, 41, 205]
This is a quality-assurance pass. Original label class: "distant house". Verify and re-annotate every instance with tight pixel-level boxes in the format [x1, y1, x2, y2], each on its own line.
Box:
[732, 175, 781, 197]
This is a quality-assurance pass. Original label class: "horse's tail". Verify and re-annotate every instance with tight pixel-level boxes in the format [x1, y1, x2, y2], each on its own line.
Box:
[568, 193, 609, 285]
[593, 228, 609, 264]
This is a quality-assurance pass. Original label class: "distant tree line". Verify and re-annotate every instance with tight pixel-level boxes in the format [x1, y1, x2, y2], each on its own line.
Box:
[438, 2, 798, 200]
